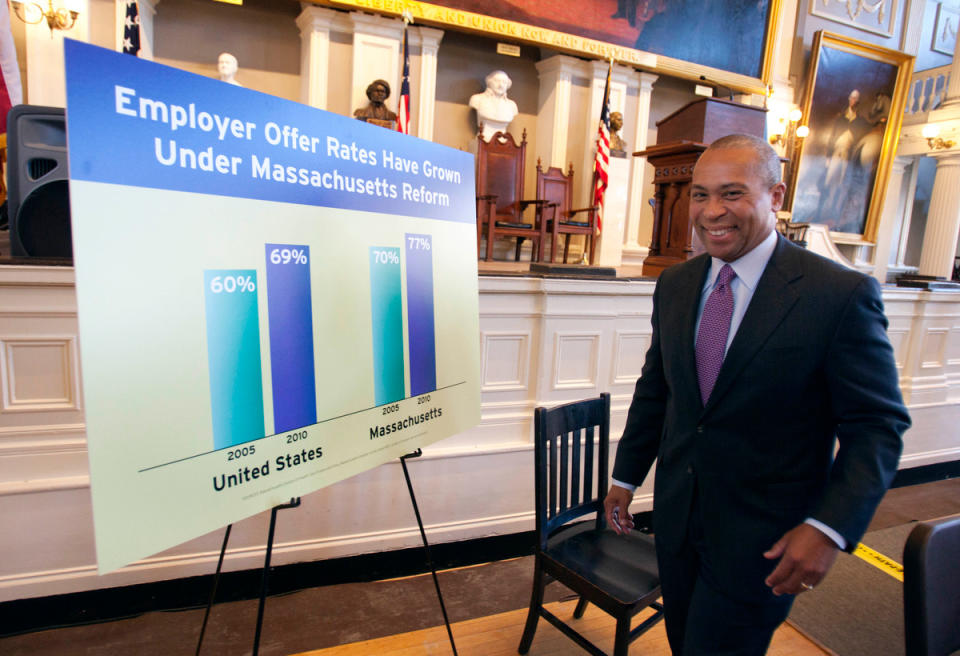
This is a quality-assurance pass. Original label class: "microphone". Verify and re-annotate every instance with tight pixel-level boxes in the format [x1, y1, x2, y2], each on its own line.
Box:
[698, 75, 735, 101]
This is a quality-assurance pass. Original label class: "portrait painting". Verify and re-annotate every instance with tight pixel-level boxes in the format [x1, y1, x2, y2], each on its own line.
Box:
[788, 32, 913, 241]
[321, 0, 780, 89]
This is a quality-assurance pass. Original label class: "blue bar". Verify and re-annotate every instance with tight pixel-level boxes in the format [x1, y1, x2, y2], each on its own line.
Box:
[369, 247, 405, 405]
[203, 269, 265, 449]
[265, 244, 316, 433]
[404, 234, 437, 396]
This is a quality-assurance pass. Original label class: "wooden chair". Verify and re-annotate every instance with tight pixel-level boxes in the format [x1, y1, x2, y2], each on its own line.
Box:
[533, 161, 598, 264]
[517, 393, 664, 656]
[475, 129, 545, 261]
[904, 513, 960, 655]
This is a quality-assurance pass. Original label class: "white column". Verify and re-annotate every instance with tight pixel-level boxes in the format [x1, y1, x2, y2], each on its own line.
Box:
[25, 1, 90, 107]
[623, 71, 658, 260]
[115, 0, 159, 60]
[871, 156, 912, 284]
[534, 55, 578, 170]
[296, 6, 344, 110]
[917, 153, 960, 278]
[349, 12, 402, 119]
[412, 26, 443, 141]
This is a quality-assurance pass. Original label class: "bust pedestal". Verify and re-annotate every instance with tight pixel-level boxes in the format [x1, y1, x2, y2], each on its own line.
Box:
[595, 156, 630, 266]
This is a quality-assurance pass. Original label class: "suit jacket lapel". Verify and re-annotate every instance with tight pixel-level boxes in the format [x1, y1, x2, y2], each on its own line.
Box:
[665, 255, 710, 406]
[702, 237, 803, 415]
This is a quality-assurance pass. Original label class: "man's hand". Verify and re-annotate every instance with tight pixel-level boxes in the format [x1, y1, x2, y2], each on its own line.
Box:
[763, 523, 840, 596]
[603, 485, 635, 535]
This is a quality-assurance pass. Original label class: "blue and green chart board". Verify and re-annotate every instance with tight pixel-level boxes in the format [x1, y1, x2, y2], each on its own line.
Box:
[65, 41, 481, 574]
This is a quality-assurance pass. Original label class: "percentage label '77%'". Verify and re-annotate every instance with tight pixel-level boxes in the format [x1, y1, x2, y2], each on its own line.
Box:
[209, 275, 256, 293]
[372, 249, 400, 265]
[407, 236, 431, 250]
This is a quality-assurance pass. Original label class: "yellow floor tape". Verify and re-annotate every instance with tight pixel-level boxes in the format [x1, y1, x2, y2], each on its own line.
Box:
[853, 542, 904, 581]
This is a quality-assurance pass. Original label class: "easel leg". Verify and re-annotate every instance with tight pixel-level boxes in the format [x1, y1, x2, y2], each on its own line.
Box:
[195, 524, 232, 656]
[400, 449, 459, 656]
[252, 497, 301, 656]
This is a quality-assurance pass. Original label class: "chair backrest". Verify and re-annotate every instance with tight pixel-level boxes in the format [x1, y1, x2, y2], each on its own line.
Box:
[903, 512, 960, 656]
[533, 393, 610, 549]
[477, 130, 526, 219]
[536, 161, 573, 220]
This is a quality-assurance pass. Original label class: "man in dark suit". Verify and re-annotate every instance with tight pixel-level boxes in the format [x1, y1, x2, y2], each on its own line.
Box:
[604, 134, 909, 654]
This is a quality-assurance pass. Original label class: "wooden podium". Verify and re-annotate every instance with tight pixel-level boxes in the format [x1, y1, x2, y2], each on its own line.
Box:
[639, 98, 766, 277]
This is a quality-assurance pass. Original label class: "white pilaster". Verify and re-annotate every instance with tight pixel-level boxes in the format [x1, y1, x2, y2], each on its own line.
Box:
[534, 55, 578, 170]
[349, 12, 402, 119]
[872, 156, 912, 284]
[297, 6, 346, 110]
[25, 1, 90, 107]
[412, 26, 443, 141]
[917, 153, 960, 279]
[623, 71, 658, 262]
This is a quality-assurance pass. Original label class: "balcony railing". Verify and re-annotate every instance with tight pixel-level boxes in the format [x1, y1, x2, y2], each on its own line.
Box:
[903, 65, 952, 123]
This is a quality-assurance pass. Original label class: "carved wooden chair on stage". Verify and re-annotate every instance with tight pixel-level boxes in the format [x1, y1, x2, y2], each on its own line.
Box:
[533, 161, 598, 264]
[475, 129, 546, 261]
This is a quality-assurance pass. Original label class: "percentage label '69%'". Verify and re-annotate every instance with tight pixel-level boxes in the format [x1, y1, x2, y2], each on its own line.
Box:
[209, 275, 256, 293]
[372, 249, 400, 265]
[270, 248, 308, 265]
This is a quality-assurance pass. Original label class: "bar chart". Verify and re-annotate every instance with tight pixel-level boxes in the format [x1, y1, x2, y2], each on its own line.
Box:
[202, 234, 442, 451]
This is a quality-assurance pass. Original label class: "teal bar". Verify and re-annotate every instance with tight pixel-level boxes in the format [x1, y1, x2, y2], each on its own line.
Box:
[369, 247, 405, 405]
[204, 269, 265, 449]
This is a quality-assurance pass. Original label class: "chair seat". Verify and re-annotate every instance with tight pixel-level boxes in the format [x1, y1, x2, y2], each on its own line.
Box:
[559, 220, 591, 227]
[495, 221, 533, 229]
[545, 523, 660, 606]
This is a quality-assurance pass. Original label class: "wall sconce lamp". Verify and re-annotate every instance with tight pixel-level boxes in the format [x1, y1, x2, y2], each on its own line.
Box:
[770, 109, 806, 146]
[10, 0, 79, 34]
[922, 124, 956, 150]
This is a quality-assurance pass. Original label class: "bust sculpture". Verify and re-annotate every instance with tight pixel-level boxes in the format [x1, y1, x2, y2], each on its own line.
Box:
[354, 79, 397, 128]
[609, 111, 627, 157]
[469, 70, 519, 141]
[218, 52, 242, 86]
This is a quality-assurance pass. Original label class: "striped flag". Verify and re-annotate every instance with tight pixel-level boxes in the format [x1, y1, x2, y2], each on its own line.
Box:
[396, 22, 410, 134]
[123, 1, 141, 56]
[0, 0, 23, 137]
[593, 61, 612, 235]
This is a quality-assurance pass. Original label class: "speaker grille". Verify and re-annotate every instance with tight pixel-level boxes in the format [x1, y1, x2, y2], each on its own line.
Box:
[28, 157, 59, 181]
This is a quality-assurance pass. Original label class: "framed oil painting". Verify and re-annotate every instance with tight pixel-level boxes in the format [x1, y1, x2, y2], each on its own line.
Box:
[787, 31, 913, 242]
[316, 0, 783, 92]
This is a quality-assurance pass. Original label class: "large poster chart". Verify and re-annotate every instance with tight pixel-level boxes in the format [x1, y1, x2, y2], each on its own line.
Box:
[64, 40, 481, 574]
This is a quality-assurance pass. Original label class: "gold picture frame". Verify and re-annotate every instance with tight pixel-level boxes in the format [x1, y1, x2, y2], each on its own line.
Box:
[787, 31, 913, 243]
[312, 0, 783, 93]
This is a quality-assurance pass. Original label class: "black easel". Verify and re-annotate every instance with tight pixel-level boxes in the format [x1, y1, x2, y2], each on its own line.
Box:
[400, 449, 459, 656]
[195, 497, 301, 656]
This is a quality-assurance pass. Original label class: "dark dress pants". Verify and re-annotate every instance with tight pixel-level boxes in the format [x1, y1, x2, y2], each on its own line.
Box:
[656, 489, 795, 655]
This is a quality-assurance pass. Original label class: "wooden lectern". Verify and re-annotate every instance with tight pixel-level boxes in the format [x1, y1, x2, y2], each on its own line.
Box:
[638, 98, 766, 277]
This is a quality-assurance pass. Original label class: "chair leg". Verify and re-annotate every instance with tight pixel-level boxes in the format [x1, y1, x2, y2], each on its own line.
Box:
[563, 235, 571, 263]
[573, 595, 589, 618]
[588, 234, 596, 266]
[613, 615, 631, 656]
[515, 237, 524, 261]
[517, 561, 546, 654]
[485, 211, 496, 262]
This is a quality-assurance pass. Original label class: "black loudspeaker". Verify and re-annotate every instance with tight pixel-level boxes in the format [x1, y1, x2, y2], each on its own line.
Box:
[7, 105, 72, 258]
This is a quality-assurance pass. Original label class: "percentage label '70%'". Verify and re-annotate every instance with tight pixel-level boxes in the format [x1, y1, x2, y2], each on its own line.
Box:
[372, 249, 400, 265]
[209, 275, 256, 293]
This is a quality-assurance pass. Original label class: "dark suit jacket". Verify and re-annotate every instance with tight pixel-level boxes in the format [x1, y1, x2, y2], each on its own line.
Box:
[613, 236, 910, 602]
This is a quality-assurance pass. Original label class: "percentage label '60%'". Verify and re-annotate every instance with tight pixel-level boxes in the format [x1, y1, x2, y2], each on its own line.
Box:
[270, 248, 308, 265]
[373, 250, 400, 265]
[210, 275, 256, 293]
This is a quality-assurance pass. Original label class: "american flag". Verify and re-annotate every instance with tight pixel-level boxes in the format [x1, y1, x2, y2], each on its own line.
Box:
[123, 1, 141, 56]
[593, 61, 612, 235]
[396, 22, 410, 134]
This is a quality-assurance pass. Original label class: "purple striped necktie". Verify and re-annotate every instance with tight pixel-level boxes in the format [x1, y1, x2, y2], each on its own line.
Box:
[696, 264, 736, 404]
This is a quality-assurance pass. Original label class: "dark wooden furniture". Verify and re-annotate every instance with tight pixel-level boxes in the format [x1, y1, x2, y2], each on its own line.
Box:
[475, 129, 543, 262]
[904, 513, 960, 656]
[517, 393, 664, 656]
[640, 98, 767, 278]
[534, 161, 598, 264]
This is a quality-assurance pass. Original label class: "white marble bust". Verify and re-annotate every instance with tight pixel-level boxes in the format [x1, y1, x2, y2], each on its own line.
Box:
[469, 70, 519, 141]
[217, 52, 242, 86]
